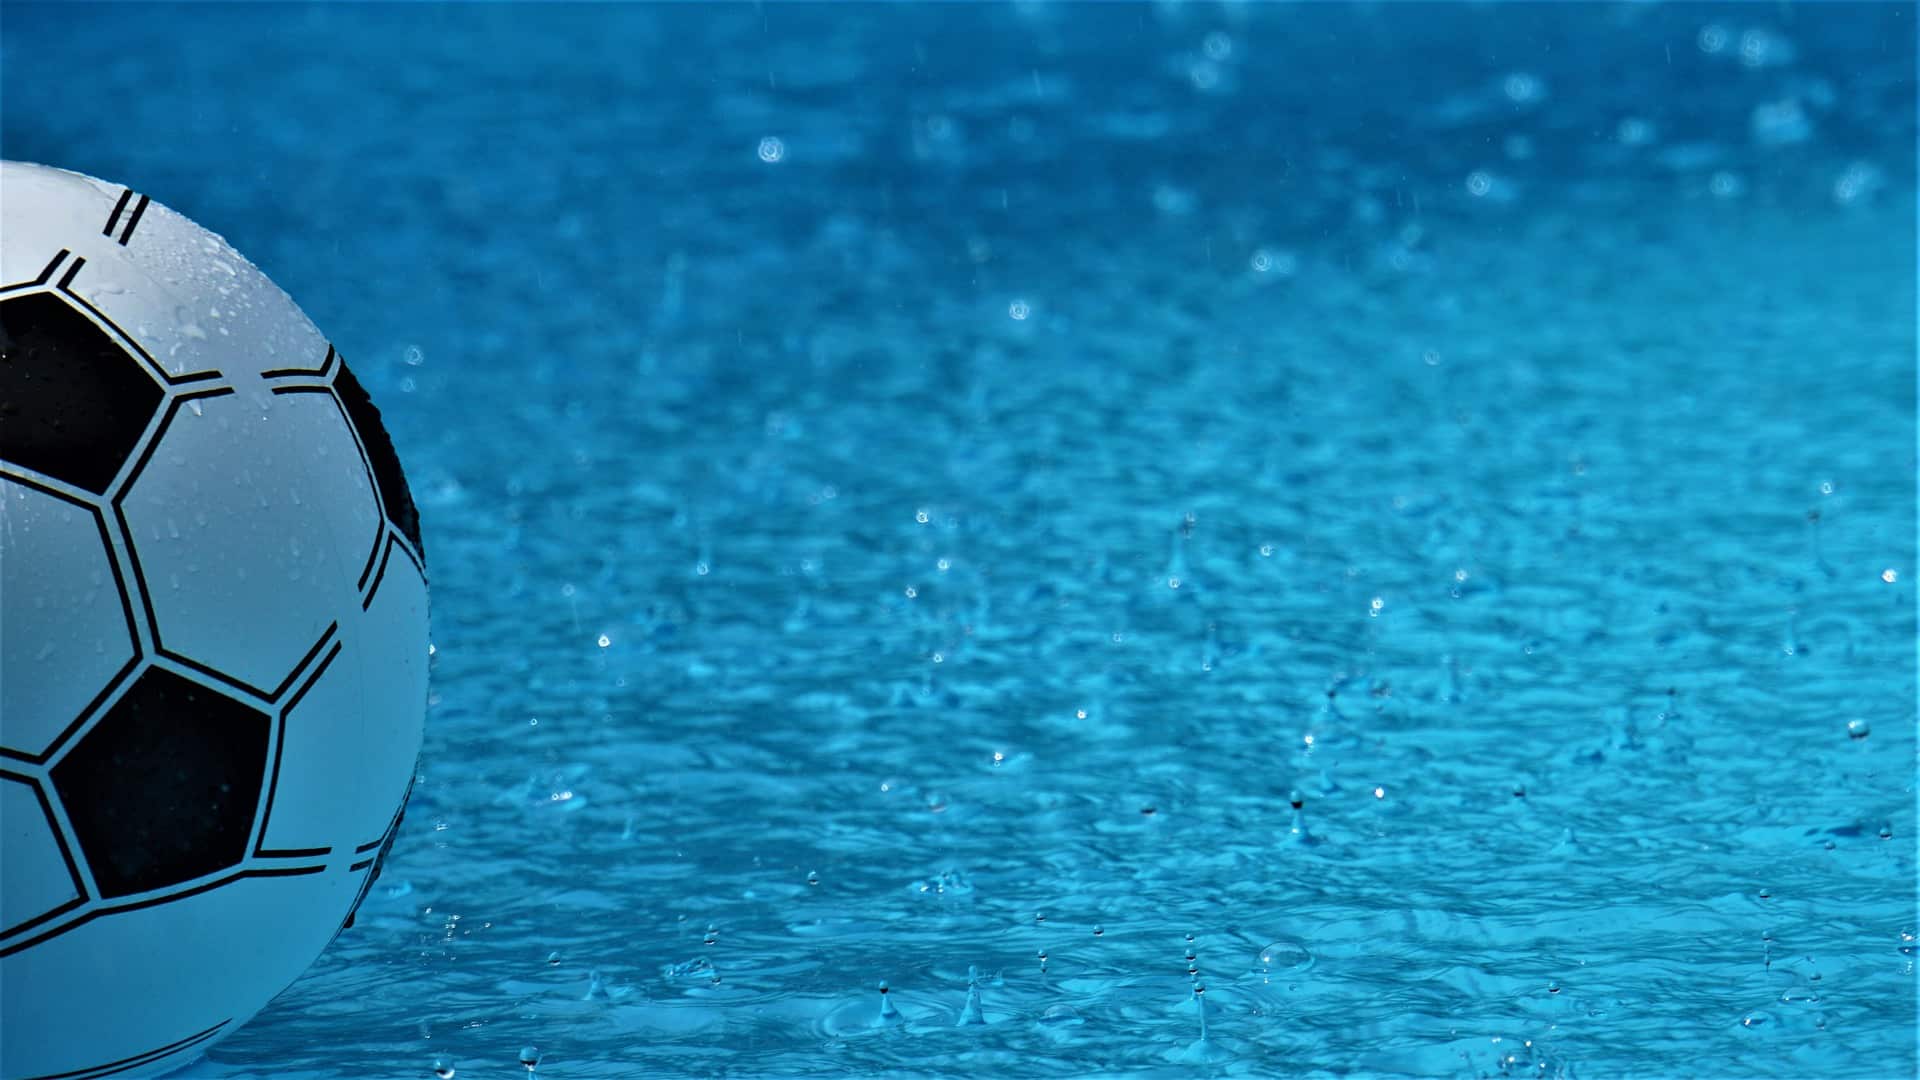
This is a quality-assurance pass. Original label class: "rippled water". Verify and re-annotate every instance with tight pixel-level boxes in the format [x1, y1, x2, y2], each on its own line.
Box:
[5, 3, 1915, 1076]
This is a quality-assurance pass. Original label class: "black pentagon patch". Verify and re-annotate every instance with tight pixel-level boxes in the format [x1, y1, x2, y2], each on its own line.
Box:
[50, 668, 269, 898]
[332, 359, 423, 559]
[0, 291, 165, 494]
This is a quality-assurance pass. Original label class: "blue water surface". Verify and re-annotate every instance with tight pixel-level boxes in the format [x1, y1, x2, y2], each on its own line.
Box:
[4, 3, 1916, 1076]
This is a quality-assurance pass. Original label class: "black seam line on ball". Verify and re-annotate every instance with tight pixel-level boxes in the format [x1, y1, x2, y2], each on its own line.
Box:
[253, 640, 343, 859]
[56, 255, 86, 290]
[22, 248, 70, 288]
[384, 528, 426, 590]
[354, 836, 387, 855]
[361, 534, 397, 611]
[116, 195, 151, 246]
[261, 344, 336, 380]
[273, 622, 339, 703]
[0, 866, 327, 959]
[348, 856, 377, 872]
[0, 895, 87, 942]
[21, 1016, 231, 1080]
[103, 189, 133, 237]
[54, 287, 223, 387]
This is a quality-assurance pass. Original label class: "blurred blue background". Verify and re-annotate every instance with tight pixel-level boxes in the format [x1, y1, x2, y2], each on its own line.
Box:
[4, 3, 1915, 1076]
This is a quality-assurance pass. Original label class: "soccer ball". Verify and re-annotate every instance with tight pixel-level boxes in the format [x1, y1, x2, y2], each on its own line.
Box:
[0, 161, 429, 1079]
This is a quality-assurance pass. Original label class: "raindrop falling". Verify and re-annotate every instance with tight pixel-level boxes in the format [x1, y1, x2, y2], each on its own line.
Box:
[957, 965, 986, 1026]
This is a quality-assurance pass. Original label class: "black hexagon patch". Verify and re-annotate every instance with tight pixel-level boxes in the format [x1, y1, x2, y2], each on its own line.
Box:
[0, 291, 166, 494]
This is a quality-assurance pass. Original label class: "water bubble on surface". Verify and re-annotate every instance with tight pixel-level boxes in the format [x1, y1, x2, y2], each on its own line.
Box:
[1617, 117, 1657, 146]
[1038, 1003, 1084, 1027]
[1835, 162, 1885, 206]
[757, 136, 785, 162]
[1093, 924, 1105, 936]
[1878, 823, 1893, 841]
[517, 1046, 541, 1072]
[806, 870, 820, 886]
[1258, 940, 1311, 974]
[1739, 27, 1796, 68]
[1503, 71, 1544, 104]
[1846, 719, 1870, 740]
[432, 1060, 455, 1079]
[546, 951, 561, 966]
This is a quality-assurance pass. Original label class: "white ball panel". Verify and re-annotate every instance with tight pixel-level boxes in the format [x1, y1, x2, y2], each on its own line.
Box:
[0, 162, 121, 285]
[118, 390, 370, 695]
[0, 476, 135, 756]
[264, 553, 427, 854]
[0, 869, 360, 1080]
[74, 197, 331, 382]
[0, 777, 79, 936]
[354, 554, 429, 833]
[261, 644, 375, 853]
[0, 161, 332, 383]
